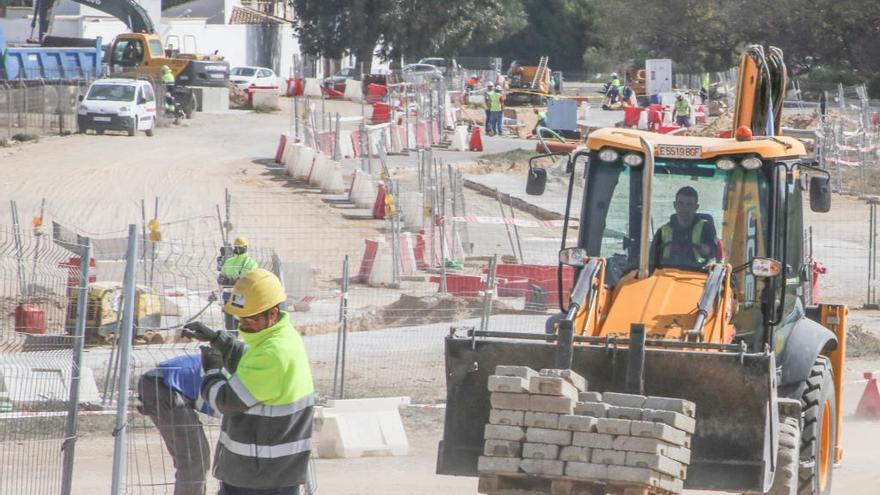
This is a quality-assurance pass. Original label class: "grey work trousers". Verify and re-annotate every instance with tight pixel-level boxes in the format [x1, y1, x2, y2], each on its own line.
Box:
[138, 374, 211, 495]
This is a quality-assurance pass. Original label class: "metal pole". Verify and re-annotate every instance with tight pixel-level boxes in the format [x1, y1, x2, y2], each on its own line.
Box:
[495, 189, 517, 261]
[333, 112, 341, 161]
[29, 198, 46, 300]
[141, 199, 148, 282]
[10, 200, 27, 296]
[439, 184, 447, 293]
[61, 237, 92, 495]
[110, 225, 139, 495]
[332, 255, 349, 399]
[479, 255, 498, 333]
[508, 196, 524, 263]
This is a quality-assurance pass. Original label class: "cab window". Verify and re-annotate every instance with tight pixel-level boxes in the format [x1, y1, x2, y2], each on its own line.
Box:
[113, 39, 145, 67]
[142, 84, 155, 102]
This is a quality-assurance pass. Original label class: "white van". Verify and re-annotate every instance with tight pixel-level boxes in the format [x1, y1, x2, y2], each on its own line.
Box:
[77, 78, 157, 136]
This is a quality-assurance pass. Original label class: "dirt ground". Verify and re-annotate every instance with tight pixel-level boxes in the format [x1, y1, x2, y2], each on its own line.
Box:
[3, 99, 880, 494]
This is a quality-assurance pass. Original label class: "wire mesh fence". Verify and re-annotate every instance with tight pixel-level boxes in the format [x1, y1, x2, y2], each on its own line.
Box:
[0, 79, 93, 139]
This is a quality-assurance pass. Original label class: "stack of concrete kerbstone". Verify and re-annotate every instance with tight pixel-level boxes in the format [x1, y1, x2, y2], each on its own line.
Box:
[478, 365, 695, 494]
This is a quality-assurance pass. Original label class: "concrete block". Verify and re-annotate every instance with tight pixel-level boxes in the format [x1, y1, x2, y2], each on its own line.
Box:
[606, 465, 661, 486]
[625, 451, 685, 477]
[529, 394, 575, 414]
[540, 368, 587, 392]
[489, 409, 525, 426]
[642, 408, 696, 434]
[523, 442, 560, 460]
[526, 427, 572, 445]
[565, 461, 608, 480]
[484, 439, 522, 457]
[529, 376, 579, 399]
[660, 473, 685, 494]
[558, 414, 597, 432]
[602, 392, 646, 408]
[488, 375, 529, 393]
[559, 446, 591, 462]
[495, 365, 538, 380]
[574, 401, 609, 417]
[607, 406, 644, 421]
[314, 397, 409, 458]
[572, 432, 613, 449]
[192, 86, 229, 113]
[491, 392, 531, 411]
[478, 455, 521, 474]
[596, 418, 631, 435]
[630, 420, 688, 446]
[251, 89, 279, 109]
[520, 458, 564, 476]
[644, 396, 696, 418]
[612, 435, 669, 455]
[524, 411, 559, 429]
[578, 391, 602, 402]
[665, 444, 692, 465]
[484, 424, 526, 442]
[591, 448, 626, 465]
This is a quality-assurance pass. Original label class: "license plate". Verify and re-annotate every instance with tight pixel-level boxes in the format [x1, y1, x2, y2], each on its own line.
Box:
[209, 73, 225, 78]
[205, 65, 227, 72]
[655, 144, 701, 159]
[93, 116, 111, 122]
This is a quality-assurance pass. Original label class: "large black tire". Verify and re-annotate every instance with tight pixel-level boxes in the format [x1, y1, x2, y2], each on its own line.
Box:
[127, 119, 136, 137]
[768, 417, 800, 495]
[798, 357, 836, 495]
[145, 118, 155, 137]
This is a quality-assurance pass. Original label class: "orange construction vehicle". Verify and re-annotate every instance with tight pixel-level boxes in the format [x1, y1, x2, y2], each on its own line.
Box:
[438, 45, 843, 495]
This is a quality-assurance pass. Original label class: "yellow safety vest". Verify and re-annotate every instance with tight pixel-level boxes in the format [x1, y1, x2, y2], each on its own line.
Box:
[488, 92, 502, 112]
[660, 219, 707, 265]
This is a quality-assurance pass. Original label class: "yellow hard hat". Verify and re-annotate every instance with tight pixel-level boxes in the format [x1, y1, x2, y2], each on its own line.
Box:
[233, 236, 248, 248]
[224, 268, 286, 318]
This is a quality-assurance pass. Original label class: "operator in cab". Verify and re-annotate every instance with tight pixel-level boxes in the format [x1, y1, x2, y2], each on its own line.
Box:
[650, 186, 719, 269]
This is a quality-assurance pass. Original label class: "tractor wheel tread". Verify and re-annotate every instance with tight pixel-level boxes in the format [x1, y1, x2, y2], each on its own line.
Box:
[768, 416, 800, 495]
[797, 356, 835, 495]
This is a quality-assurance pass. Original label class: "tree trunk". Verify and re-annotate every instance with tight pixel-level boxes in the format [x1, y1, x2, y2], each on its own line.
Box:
[356, 46, 373, 76]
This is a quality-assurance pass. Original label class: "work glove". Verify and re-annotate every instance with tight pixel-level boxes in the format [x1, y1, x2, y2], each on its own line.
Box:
[182, 322, 220, 343]
[200, 346, 224, 375]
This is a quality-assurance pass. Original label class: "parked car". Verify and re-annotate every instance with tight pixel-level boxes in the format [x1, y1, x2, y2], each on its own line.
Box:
[323, 67, 359, 92]
[77, 78, 157, 137]
[402, 63, 443, 80]
[417, 57, 459, 75]
[229, 66, 278, 90]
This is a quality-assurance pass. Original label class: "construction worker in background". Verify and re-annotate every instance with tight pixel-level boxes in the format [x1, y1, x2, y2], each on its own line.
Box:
[650, 186, 718, 269]
[138, 354, 215, 495]
[700, 72, 711, 104]
[608, 73, 622, 103]
[183, 269, 314, 495]
[484, 83, 494, 135]
[532, 108, 547, 135]
[486, 85, 504, 136]
[673, 93, 692, 127]
[162, 65, 176, 112]
[219, 237, 258, 330]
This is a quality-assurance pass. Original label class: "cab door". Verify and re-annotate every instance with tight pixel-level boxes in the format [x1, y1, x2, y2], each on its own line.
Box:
[136, 85, 157, 130]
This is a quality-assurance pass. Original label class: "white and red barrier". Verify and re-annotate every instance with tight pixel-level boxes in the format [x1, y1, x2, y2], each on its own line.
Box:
[293, 146, 316, 179]
[343, 79, 362, 101]
[320, 161, 346, 194]
[275, 133, 289, 164]
[357, 234, 418, 286]
[283, 142, 303, 176]
[303, 78, 322, 97]
[414, 227, 463, 269]
[308, 153, 329, 187]
[349, 170, 378, 209]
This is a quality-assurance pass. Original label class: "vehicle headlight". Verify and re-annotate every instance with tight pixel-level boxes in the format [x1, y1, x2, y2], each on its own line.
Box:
[118, 106, 130, 113]
[716, 157, 737, 171]
[741, 156, 763, 170]
[622, 153, 644, 167]
[598, 148, 619, 162]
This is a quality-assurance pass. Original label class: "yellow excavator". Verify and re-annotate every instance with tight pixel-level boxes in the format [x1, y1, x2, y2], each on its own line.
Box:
[438, 46, 844, 495]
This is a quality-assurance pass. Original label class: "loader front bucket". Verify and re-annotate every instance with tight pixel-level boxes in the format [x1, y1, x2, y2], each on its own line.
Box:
[436, 336, 778, 493]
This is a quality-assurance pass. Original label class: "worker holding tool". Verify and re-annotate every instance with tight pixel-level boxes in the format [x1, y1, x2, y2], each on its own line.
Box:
[138, 354, 215, 495]
[183, 269, 314, 495]
[532, 108, 547, 135]
[673, 93, 692, 127]
[218, 237, 258, 330]
[650, 186, 718, 269]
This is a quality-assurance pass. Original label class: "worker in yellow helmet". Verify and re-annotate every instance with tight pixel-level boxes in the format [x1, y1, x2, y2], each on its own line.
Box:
[219, 237, 258, 330]
[182, 269, 314, 494]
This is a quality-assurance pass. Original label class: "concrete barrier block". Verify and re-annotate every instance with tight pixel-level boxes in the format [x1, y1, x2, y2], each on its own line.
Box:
[539, 368, 587, 392]
[596, 418, 631, 436]
[591, 448, 626, 465]
[520, 458, 564, 476]
[314, 397, 409, 458]
[303, 78, 322, 97]
[578, 391, 602, 402]
[642, 408, 696, 434]
[630, 420, 689, 446]
[559, 446, 591, 462]
[558, 414, 597, 432]
[484, 424, 526, 442]
[574, 401, 609, 418]
[565, 461, 608, 479]
[529, 376, 579, 399]
[602, 392, 646, 408]
[625, 451, 685, 477]
[524, 411, 559, 429]
[572, 432, 614, 449]
[484, 439, 522, 457]
[522, 442, 559, 460]
[192, 86, 229, 113]
[644, 396, 696, 418]
[529, 394, 575, 414]
[478, 455, 521, 474]
[489, 409, 525, 426]
[607, 405, 644, 421]
[251, 89, 279, 108]
[525, 427, 571, 445]
[488, 375, 529, 394]
[494, 365, 538, 380]
[490, 392, 531, 411]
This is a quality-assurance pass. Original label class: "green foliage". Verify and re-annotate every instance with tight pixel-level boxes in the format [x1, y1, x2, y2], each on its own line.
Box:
[12, 133, 39, 142]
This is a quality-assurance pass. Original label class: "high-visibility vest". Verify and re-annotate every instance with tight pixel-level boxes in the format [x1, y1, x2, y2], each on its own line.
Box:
[660, 219, 707, 265]
[221, 253, 257, 279]
[488, 91, 502, 112]
[162, 71, 175, 84]
[674, 98, 691, 118]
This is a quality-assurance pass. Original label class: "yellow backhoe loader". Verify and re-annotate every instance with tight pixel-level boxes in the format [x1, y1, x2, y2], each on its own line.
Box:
[438, 46, 844, 495]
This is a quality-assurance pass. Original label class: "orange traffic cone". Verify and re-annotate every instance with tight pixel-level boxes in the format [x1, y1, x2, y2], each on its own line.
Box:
[856, 372, 880, 419]
[469, 126, 483, 152]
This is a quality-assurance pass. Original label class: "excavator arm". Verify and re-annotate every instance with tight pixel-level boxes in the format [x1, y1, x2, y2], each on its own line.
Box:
[32, 0, 154, 42]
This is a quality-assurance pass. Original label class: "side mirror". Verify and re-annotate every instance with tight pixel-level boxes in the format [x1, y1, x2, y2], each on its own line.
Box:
[809, 175, 831, 212]
[559, 248, 588, 267]
[77, 95, 84, 102]
[526, 167, 547, 196]
[138, 97, 147, 105]
[751, 257, 782, 278]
